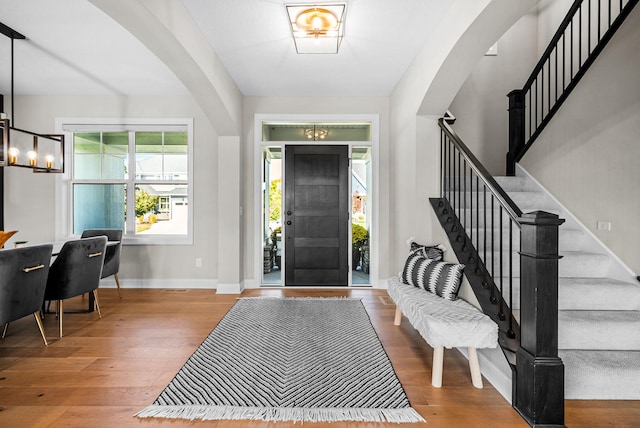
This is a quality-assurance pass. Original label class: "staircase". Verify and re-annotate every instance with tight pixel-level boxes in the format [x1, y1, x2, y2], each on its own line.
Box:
[489, 174, 640, 399]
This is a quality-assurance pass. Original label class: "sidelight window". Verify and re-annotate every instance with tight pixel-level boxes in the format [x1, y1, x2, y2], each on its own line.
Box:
[259, 120, 374, 286]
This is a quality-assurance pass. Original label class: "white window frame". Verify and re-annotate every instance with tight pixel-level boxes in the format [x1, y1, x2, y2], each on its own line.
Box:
[54, 118, 194, 245]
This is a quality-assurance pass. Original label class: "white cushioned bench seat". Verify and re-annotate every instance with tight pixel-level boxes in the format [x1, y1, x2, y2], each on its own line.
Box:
[387, 276, 498, 388]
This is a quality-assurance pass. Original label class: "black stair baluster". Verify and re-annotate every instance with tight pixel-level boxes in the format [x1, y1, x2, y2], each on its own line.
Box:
[482, 184, 487, 282]
[593, 0, 596, 47]
[476, 175, 480, 261]
[490, 196, 497, 305]
[469, 169, 473, 249]
[508, 219, 515, 338]
[498, 206, 505, 317]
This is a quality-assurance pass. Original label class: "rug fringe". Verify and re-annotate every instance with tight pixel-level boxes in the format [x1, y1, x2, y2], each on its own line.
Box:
[135, 405, 425, 423]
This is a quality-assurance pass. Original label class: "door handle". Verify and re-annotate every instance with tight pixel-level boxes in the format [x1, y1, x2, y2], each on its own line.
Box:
[286, 221, 292, 226]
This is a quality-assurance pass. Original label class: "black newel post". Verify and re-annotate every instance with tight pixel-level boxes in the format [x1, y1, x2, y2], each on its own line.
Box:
[507, 90, 525, 176]
[514, 211, 565, 427]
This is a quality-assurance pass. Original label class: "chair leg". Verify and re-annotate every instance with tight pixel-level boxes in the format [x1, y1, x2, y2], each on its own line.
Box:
[58, 300, 64, 338]
[2, 323, 8, 339]
[34, 312, 48, 346]
[93, 290, 102, 319]
[114, 273, 122, 298]
[468, 347, 483, 388]
[393, 306, 402, 326]
[432, 347, 444, 388]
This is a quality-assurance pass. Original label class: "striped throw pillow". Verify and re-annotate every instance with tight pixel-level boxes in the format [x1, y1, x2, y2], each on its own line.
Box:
[401, 251, 465, 301]
[409, 241, 444, 261]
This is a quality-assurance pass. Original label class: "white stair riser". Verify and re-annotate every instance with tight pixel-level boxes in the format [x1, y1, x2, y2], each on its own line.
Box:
[559, 311, 640, 350]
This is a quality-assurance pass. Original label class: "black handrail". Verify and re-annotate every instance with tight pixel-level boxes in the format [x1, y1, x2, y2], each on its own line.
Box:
[439, 118, 521, 340]
[434, 117, 565, 426]
[508, 0, 638, 173]
[440, 119, 522, 222]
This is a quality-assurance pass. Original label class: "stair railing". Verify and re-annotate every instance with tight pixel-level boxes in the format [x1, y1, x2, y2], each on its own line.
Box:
[432, 116, 565, 427]
[507, 0, 638, 175]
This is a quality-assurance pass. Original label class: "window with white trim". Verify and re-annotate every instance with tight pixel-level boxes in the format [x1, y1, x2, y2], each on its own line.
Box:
[63, 120, 193, 244]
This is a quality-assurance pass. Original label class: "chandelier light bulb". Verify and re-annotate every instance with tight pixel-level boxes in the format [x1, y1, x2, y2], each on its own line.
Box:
[27, 150, 38, 167]
[8, 147, 19, 164]
[45, 154, 54, 169]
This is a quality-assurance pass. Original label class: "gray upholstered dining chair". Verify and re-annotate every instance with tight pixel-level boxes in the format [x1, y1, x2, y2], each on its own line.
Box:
[81, 229, 123, 298]
[44, 237, 107, 337]
[0, 244, 53, 345]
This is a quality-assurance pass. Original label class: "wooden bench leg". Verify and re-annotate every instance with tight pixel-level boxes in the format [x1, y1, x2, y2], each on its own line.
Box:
[394, 306, 402, 326]
[468, 347, 483, 388]
[432, 347, 444, 388]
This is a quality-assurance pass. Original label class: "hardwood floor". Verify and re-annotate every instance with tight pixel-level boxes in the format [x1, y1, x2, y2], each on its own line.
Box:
[0, 288, 638, 427]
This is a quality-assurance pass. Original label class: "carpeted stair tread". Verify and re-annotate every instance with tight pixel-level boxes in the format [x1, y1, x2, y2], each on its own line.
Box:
[558, 277, 640, 310]
[559, 310, 640, 350]
[559, 350, 640, 399]
[496, 277, 640, 311]
[457, 173, 640, 399]
[454, 191, 547, 209]
[493, 176, 532, 191]
[483, 251, 610, 278]
[558, 251, 610, 277]
[470, 227, 584, 251]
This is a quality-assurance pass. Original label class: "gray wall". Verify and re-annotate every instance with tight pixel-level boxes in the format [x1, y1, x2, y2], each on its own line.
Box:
[4, 95, 218, 284]
[447, 10, 538, 175]
[522, 3, 640, 275]
[448, 0, 639, 275]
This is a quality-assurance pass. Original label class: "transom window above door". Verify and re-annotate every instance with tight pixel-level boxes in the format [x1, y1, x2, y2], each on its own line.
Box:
[262, 122, 371, 142]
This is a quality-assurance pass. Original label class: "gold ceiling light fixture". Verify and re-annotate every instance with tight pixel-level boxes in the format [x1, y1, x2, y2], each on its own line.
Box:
[0, 21, 64, 173]
[286, 4, 346, 54]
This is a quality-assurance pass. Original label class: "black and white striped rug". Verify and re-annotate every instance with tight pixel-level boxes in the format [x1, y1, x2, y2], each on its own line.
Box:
[136, 297, 424, 423]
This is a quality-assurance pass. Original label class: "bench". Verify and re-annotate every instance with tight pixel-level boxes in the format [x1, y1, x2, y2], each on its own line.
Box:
[387, 276, 498, 388]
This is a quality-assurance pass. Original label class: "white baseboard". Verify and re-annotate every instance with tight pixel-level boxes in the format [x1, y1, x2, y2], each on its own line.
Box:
[243, 278, 259, 289]
[99, 277, 217, 289]
[216, 282, 244, 294]
[457, 347, 513, 404]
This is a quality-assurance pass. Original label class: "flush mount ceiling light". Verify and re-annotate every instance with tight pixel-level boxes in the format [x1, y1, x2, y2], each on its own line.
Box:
[286, 4, 346, 54]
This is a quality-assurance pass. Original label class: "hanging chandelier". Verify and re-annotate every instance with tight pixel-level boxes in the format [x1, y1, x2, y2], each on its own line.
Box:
[0, 21, 65, 173]
[304, 125, 328, 140]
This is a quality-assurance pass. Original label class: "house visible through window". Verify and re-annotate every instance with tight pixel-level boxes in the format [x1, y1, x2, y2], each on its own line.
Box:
[64, 120, 193, 244]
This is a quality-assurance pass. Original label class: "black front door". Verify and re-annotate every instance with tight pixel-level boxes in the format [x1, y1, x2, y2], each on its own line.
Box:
[284, 145, 348, 286]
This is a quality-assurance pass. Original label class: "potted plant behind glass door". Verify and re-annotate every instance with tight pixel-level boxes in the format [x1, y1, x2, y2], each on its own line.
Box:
[352, 224, 368, 271]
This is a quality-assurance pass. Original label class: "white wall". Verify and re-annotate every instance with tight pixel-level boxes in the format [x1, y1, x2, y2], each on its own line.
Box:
[536, 0, 573, 54]
[389, 0, 539, 272]
[448, 11, 539, 175]
[242, 97, 390, 282]
[389, 0, 540, 400]
[522, 4, 640, 275]
[4, 95, 218, 284]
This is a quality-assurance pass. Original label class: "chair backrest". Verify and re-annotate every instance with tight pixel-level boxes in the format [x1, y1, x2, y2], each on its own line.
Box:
[0, 244, 53, 325]
[80, 229, 122, 278]
[45, 237, 107, 301]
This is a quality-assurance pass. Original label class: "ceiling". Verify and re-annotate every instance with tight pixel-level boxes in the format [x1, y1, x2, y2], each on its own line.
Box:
[0, 0, 453, 98]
